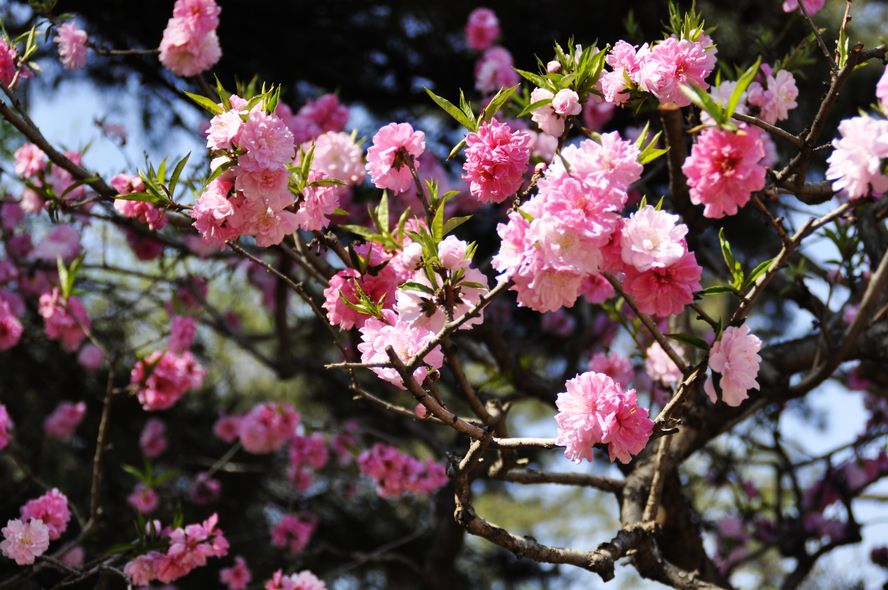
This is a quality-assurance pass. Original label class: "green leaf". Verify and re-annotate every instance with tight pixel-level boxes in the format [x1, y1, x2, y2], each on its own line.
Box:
[168, 152, 191, 197]
[122, 464, 148, 483]
[514, 68, 550, 90]
[725, 57, 761, 120]
[480, 84, 519, 123]
[56, 256, 69, 298]
[431, 200, 445, 242]
[447, 137, 468, 160]
[699, 284, 737, 296]
[424, 88, 477, 131]
[681, 83, 724, 125]
[744, 257, 774, 288]
[340, 224, 383, 242]
[60, 176, 97, 198]
[516, 98, 552, 118]
[666, 332, 709, 350]
[183, 91, 223, 115]
[114, 192, 165, 204]
[400, 281, 435, 295]
[442, 215, 472, 236]
[375, 192, 390, 234]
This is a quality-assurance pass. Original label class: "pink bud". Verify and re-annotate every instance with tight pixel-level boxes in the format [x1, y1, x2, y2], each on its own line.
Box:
[551, 89, 581, 117]
[546, 60, 561, 73]
[414, 403, 428, 419]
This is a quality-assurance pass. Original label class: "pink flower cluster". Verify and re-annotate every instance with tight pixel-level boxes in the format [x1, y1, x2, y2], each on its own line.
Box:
[555, 371, 654, 464]
[20, 489, 70, 540]
[124, 513, 229, 585]
[38, 289, 90, 352]
[130, 349, 206, 411]
[159, 0, 221, 77]
[193, 96, 301, 248]
[356, 442, 447, 498]
[462, 118, 532, 203]
[600, 35, 716, 107]
[825, 115, 888, 201]
[0, 404, 12, 450]
[32, 225, 83, 262]
[782, 0, 825, 14]
[288, 432, 329, 491]
[683, 126, 767, 218]
[0, 38, 23, 88]
[112, 173, 168, 230]
[645, 342, 683, 386]
[704, 325, 762, 407]
[265, 569, 327, 590]
[357, 309, 445, 389]
[465, 8, 500, 51]
[220, 556, 252, 590]
[530, 88, 582, 137]
[588, 352, 633, 388]
[43, 401, 86, 439]
[474, 46, 520, 95]
[270, 514, 316, 554]
[140, 418, 168, 457]
[0, 519, 49, 565]
[237, 402, 300, 454]
[128, 483, 159, 514]
[169, 315, 197, 353]
[278, 94, 349, 144]
[365, 122, 426, 194]
[747, 66, 798, 124]
[0, 299, 23, 351]
[55, 22, 88, 70]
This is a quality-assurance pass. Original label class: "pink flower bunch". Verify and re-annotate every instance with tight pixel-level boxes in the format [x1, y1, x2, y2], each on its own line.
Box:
[588, 352, 634, 388]
[474, 46, 520, 95]
[620, 205, 687, 271]
[280, 94, 350, 143]
[55, 22, 88, 70]
[365, 122, 426, 193]
[287, 433, 329, 491]
[220, 556, 252, 590]
[32, 225, 82, 262]
[583, 94, 616, 132]
[213, 413, 242, 443]
[0, 299, 23, 351]
[356, 443, 447, 498]
[237, 402, 300, 454]
[0, 519, 49, 565]
[43, 401, 86, 439]
[20, 489, 70, 540]
[13, 143, 45, 178]
[140, 418, 168, 458]
[0, 38, 24, 87]
[0, 202, 22, 230]
[644, 342, 683, 386]
[127, 483, 159, 514]
[825, 115, 888, 200]
[877, 65, 888, 112]
[159, 0, 222, 77]
[169, 315, 197, 353]
[683, 126, 767, 218]
[747, 67, 798, 124]
[623, 248, 702, 317]
[293, 171, 342, 231]
[301, 131, 364, 186]
[0, 404, 12, 450]
[130, 349, 206, 411]
[465, 8, 500, 51]
[265, 569, 327, 590]
[112, 173, 168, 230]
[462, 118, 532, 203]
[189, 472, 222, 505]
[77, 343, 104, 371]
[704, 324, 762, 407]
[270, 514, 316, 554]
[124, 513, 229, 585]
[492, 134, 644, 312]
[554, 371, 654, 464]
[782, 0, 825, 14]
[530, 88, 582, 137]
[635, 35, 717, 106]
[599, 40, 650, 105]
[38, 289, 90, 352]
[193, 100, 301, 248]
[357, 309, 445, 389]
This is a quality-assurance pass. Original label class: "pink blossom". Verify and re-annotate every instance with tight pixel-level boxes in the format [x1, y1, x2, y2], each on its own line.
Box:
[877, 64, 888, 112]
[38, 289, 90, 352]
[159, 0, 221, 78]
[747, 69, 798, 124]
[474, 46, 519, 95]
[554, 371, 653, 464]
[620, 205, 688, 271]
[705, 324, 762, 407]
[206, 109, 244, 150]
[172, 0, 221, 34]
[213, 414, 241, 443]
[289, 433, 329, 471]
[682, 126, 767, 218]
[0, 38, 23, 88]
[0, 404, 12, 451]
[77, 343, 104, 371]
[271, 514, 316, 554]
[189, 472, 221, 504]
[169, 315, 197, 353]
[323, 263, 398, 330]
[0, 300, 23, 351]
[140, 418, 168, 458]
[237, 109, 296, 172]
[588, 352, 634, 388]
[124, 551, 163, 585]
[357, 309, 444, 389]
[462, 118, 531, 203]
[437, 235, 469, 270]
[782, 0, 825, 14]
[1, 202, 23, 231]
[131, 349, 206, 411]
[365, 122, 425, 193]
[32, 225, 82, 262]
[297, 94, 349, 134]
[238, 402, 300, 454]
[43, 401, 86, 439]
[825, 115, 888, 200]
[59, 546, 84, 568]
[220, 556, 252, 590]
[357, 443, 447, 498]
[55, 22, 88, 70]
[20, 489, 70, 540]
[530, 88, 581, 137]
[600, 40, 648, 105]
[192, 177, 239, 247]
[295, 171, 341, 231]
[465, 8, 500, 51]
[154, 512, 229, 583]
[396, 266, 488, 332]
[554, 132, 642, 194]
[128, 484, 159, 514]
[622, 251, 702, 317]
[580, 273, 615, 304]
[583, 94, 616, 131]
[265, 569, 327, 590]
[1, 519, 50, 565]
[113, 176, 168, 230]
[644, 342, 683, 386]
[635, 36, 716, 107]
[303, 131, 364, 186]
[13, 143, 45, 178]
